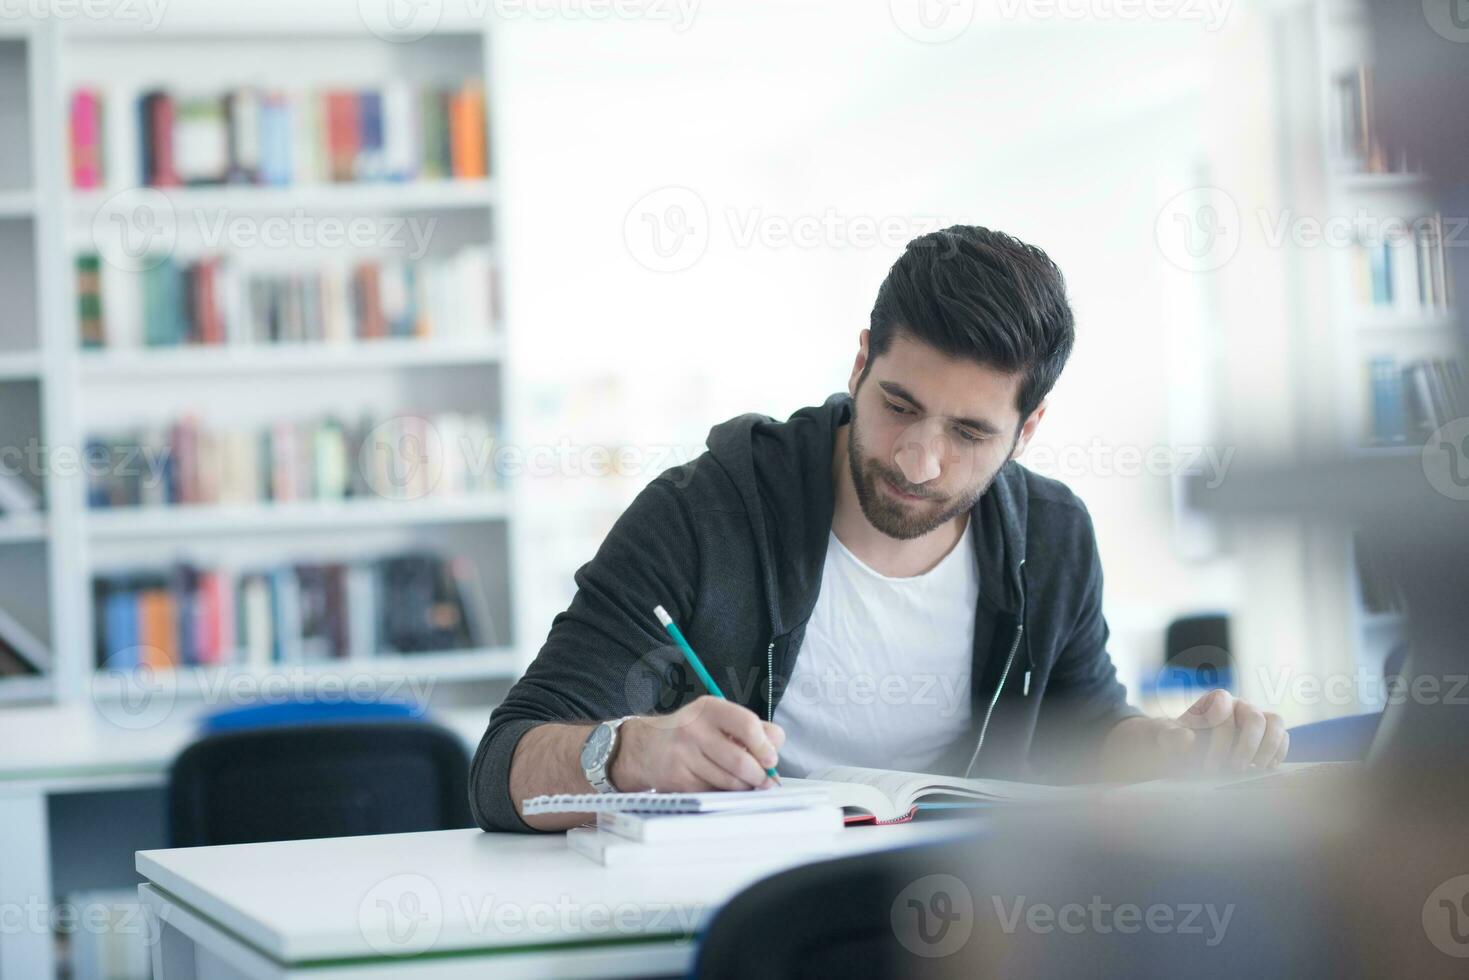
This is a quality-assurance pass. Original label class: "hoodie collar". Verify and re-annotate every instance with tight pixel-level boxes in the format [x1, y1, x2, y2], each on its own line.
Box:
[704, 392, 1029, 635]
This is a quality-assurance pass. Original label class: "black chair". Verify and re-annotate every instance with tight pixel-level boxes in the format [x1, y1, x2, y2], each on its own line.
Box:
[167, 721, 474, 847]
[694, 840, 969, 980]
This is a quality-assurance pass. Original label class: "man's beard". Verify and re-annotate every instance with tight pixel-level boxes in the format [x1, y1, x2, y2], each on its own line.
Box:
[846, 400, 1010, 541]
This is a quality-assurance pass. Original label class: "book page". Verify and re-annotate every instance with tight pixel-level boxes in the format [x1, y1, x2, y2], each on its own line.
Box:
[809, 765, 1075, 806]
[777, 777, 905, 822]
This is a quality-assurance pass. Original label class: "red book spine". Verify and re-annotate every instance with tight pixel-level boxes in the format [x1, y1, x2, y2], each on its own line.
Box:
[198, 260, 223, 345]
[151, 93, 180, 187]
[326, 92, 360, 183]
[194, 571, 218, 664]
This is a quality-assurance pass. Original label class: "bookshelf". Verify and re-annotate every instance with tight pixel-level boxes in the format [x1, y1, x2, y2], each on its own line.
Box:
[1305, 0, 1455, 706]
[0, 16, 526, 711]
[0, 22, 60, 708]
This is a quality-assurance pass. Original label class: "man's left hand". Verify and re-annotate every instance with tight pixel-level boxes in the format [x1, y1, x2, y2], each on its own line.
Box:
[1101, 690, 1288, 781]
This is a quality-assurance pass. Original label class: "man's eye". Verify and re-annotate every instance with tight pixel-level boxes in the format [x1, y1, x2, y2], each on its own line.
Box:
[954, 428, 983, 444]
[884, 401, 913, 416]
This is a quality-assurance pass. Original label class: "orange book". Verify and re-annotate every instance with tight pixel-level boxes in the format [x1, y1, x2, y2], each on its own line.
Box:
[139, 588, 179, 668]
[326, 91, 360, 183]
[450, 82, 487, 179]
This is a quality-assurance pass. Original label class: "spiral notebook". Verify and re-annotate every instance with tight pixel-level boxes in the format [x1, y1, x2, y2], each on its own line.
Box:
[522, 786, 829, 816]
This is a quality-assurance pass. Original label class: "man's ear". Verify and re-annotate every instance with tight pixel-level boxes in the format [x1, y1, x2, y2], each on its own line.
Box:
[847, 329, 871, 397]
[1010, 399, 1047, 459]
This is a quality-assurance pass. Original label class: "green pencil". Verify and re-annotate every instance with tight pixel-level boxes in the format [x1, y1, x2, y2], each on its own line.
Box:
[654, 604, 780, 782]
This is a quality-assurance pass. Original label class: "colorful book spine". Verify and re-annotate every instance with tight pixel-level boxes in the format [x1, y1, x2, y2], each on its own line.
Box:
[69, 89, 104, 189]
[450, 81, 488, 179]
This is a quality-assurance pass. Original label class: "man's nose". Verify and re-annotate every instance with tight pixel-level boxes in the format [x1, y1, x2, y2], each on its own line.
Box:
[893, 418, 947, 486]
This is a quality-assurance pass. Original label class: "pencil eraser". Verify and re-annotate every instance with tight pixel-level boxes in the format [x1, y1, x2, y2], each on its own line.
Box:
[653, 605, 672, 627]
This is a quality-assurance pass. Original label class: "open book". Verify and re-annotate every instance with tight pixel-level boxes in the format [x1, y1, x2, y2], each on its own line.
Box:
[783, 765, 1074, 824]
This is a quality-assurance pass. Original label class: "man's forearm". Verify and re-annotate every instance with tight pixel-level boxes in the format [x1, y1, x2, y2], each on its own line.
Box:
[508, 722, 600, 832]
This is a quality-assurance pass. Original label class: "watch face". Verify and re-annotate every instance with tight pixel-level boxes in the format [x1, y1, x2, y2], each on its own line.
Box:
[581, 724, 611, 770]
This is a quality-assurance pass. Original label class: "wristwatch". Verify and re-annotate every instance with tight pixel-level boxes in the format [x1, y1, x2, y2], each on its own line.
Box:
[581, 717, 631, 793]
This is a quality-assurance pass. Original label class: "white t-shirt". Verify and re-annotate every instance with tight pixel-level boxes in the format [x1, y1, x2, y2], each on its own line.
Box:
[772, 526, 978, 777]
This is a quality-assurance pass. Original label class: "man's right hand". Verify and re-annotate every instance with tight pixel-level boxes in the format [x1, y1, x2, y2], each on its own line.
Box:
[611, 696, 785, 792]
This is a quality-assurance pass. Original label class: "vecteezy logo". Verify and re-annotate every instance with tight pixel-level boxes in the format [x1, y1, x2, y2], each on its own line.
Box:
[358, 416, 444, 501]
[91, 650, 178, 731]
[889, 0, 975, 43]
[1423, 0, 1469, 43]
[1154, 186, 1241, 273]
[623, 187, 710, 273]
[1423, 417, 1469, 501]
[358, 874, 444, 956]
[624, 646, 702, 728]
[91, 188, 177, 273]
[891, 874, 974, 958]
[1423, 874, 1469, 957]
[358, 0, 444, 43]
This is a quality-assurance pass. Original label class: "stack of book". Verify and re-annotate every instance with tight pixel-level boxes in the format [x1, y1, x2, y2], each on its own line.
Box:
[78, 247, 498, 350]
[527, 789, 841, 868]
[85, 410, 500, 509]
[532, 766, 1077, 865]
[1349, 216, 1454, 312]
[92, 552, 495, 670]
[1367, 355, 1466, 444]
[69, 81, 489, 188]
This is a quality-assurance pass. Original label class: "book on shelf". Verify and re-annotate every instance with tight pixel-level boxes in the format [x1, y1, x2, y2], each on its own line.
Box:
[74, 81, 489, 190]
[93, 552, 495, 671]
[1366, 354, 1465, 445]
[77, 254, 106, 349]
[85, 410, 501, 509]
[76, 247, 497, 351]
[1348, 214, 1454, 314]
[69, 89, 105, 189]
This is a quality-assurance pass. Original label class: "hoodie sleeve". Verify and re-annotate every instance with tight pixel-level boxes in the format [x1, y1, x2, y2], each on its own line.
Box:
[1029, 506, 1142, 781]
[469, 476, 701, 832]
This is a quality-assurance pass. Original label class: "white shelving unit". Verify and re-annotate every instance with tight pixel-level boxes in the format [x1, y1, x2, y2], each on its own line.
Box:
[0, 16, 529, 710]
[1308, 0, 1453, 700]
[0, 21, 59, 708]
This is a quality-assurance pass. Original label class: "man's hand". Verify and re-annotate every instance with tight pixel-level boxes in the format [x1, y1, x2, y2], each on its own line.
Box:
[1101, 689, 1289, 782]
[612, 696, 784, 793]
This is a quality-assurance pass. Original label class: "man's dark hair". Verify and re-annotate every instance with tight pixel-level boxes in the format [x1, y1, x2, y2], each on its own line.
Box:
[865, 224, 1075, 419]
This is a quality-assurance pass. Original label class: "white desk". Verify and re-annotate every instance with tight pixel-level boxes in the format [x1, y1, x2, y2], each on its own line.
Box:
[0, 705, 491, 980]
[135, 823, 965, 979]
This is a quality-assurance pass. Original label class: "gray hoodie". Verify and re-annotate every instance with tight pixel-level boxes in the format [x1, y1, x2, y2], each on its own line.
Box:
[470, 392, 1139, 832]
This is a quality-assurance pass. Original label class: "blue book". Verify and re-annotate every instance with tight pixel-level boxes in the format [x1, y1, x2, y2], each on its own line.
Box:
[103, 589, 140, 670]
[1369, 244, 1391, 305]
[259, 96, 292, 186]
[1369, 356, 1405, 443]
[358, 91, 384, 180]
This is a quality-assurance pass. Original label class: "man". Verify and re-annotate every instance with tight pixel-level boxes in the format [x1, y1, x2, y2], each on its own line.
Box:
[471, 225, 1288, 833]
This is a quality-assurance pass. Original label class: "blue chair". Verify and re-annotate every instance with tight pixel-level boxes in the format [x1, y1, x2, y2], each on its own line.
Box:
[199, 697, 422, 734]
[167, 721, 473, 847]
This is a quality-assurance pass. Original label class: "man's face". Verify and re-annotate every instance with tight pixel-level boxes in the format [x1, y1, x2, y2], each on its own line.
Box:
[845, 329, 1043, 541]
